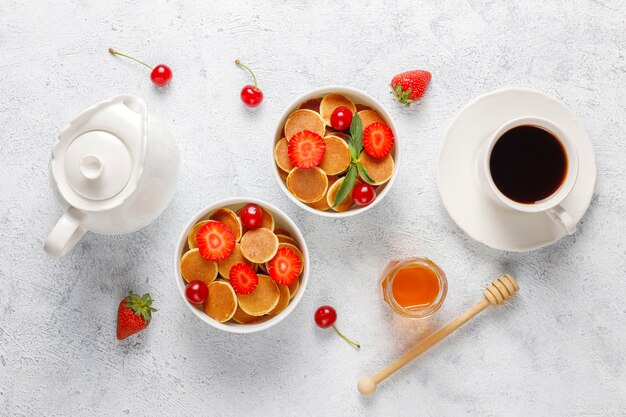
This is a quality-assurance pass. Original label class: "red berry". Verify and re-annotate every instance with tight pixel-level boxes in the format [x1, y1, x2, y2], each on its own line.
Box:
[353, 183, 376, 206]
[150, 64, 172, 87]
[362, 122, 395, 158]
[116, 292, 156, 340]
[288, 130, 326, 168]
[330, 106, 353, 131]
[240, 85, 263, 107]
[229, 264, 259, 294]
[108, 48, 172, 88]
[391, 70, 431, 106]
[235, 60, 263, 107]
[185, 280, 208, 305]
[314, 305, 361, 349]
[314, 305, 337, 328]
[240, 204, 264, 229]
[268, 247, 302, 286]
[196, 221, 236, 261]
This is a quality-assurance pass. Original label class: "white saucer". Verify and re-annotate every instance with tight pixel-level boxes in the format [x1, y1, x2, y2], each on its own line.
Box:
[437, 88, 596, 252]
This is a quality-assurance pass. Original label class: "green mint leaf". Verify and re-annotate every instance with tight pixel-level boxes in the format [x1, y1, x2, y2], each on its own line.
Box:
[357, 163, 375, 184]
[347, 134, 359, 160]
[332, 164, 357, 208]
[350, 113, 364, 155]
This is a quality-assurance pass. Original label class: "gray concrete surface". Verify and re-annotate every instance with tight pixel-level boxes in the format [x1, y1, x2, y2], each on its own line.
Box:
[1, 0, 625, 416]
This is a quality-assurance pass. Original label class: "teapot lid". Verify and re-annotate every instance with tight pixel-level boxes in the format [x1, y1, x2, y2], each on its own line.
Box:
[63, 131, 132, 200]
[51, 96, 147, 211]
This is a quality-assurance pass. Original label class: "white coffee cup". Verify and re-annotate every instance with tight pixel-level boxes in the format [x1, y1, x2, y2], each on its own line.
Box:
[477, 116, 579, 235]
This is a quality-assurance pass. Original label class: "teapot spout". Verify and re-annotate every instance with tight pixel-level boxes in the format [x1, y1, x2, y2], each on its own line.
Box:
[44, 206, 87, 258]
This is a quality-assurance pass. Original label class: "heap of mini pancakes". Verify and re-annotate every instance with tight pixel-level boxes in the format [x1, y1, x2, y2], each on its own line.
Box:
[274, 93, 395, 212]
[179, 204, 304, 324]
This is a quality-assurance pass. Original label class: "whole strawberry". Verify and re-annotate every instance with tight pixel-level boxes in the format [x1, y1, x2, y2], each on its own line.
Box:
[391, 70, 431, 106]
[116, 292, 156, 340]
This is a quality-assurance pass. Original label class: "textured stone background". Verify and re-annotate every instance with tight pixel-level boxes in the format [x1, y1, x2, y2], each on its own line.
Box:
[1, 0, 625, 416]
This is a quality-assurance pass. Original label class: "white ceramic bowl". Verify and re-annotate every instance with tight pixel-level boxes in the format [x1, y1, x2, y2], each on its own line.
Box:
[273, 86, 400, 218]
[174, 197, 310, 334]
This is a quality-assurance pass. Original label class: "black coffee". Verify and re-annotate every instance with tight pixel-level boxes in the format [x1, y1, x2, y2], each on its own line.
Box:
[489, 125, 567, 204]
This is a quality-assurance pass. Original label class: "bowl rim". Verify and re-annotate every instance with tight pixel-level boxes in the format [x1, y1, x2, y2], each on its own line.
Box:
[272, 85, 400, 218]
[174, 197, 310, 334]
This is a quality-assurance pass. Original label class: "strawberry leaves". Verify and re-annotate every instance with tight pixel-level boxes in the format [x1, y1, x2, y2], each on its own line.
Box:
[332, 113, 374, 208]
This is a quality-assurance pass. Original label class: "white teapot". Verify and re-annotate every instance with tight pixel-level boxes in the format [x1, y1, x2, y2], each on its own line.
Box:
[44, 95, 180, 258]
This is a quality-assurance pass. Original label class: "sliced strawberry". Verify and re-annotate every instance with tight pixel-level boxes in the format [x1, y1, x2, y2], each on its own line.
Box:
[362, 122, 394, 158]
[268, 247, 302, 286]
[196, 221, 235, 261]
[288, 130, 326, 168]
[229, 264, 259, 294]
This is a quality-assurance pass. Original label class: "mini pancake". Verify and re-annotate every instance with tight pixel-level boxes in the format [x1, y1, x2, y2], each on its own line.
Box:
[187, 220, 211, 249]
[359, 151, 394, 185]
[180, 248, 218, 285]
[299, 97, 322, 113]
[274, 138, 294, 172]
[358, 109, 385, 128]
[307, 175, 338, 211]
[286, 167, 328, 203]
[232, 306, 263, 324]
[209, 208, 242, 242]
[267, 284, 291, 316]
[204, 281, 237, 322]
[276, 234, 297, 246]
[278, 168, 289, 181]
[288, 279, 299, 300]
[328, 131, 348, 140]
[327, 177, 361, 212]
[319, 136, 351, 175]
[259, 207, 275, 231]
[237, 274, 280, 316]
[216, 243, 254, 279]
[284, 109, 326, 141]
[240, 228, 279, 263]
[356, 103, 372, 112]
[320, 94, 357, 126]
[273, 227, 291, 237]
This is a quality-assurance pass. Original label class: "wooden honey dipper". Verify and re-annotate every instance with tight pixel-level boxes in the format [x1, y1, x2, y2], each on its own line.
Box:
[358, 274, 519, 396]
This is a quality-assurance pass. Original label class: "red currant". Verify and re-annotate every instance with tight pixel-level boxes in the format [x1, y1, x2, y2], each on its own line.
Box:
[314, 305, 360, 348]
[239, 203, 264, 229]
[235, 60, 263, 107]
[330, 106, 353, 131]
[353, 183, 376, 206]
[185, 280, 208, 305]
[240, 85, 263, 107]
[314, 305, 337, 328]
[109, 48, 172, 88]
[150, 65, 172, 87]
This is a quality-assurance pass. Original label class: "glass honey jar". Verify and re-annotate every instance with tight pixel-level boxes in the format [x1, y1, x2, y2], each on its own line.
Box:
[381, 257, 447, 318]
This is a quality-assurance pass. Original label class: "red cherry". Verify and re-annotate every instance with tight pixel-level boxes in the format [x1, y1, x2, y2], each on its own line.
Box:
[150, 64, 172, 87]
[239, 203, 264, 229]
[109, 48, 172, 88]
[314, 305, 360, 348]
[330, 106, 353, 131]
[185, 280, 208, 305]
[235, 60, 263, 107]
[353, 183, 376, 206]
[240, 85, 263, 107]
[314, 305, 337, 328]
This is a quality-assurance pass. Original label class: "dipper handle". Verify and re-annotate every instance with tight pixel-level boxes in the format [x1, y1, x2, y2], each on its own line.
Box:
[358, 274, 519, 396]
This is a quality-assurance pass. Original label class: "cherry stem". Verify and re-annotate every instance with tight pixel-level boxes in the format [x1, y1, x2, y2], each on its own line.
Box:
[332, 325, 360, 349]
[235, 59, 258, 89]
[109, 48, 153, 70]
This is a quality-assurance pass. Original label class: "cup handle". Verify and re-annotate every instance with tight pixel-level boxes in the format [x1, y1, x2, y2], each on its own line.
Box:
[546, 205, 576, 235]
[44, 207, 87, 258]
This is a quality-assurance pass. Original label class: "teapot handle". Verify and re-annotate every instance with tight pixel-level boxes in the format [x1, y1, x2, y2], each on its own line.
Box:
[44, 207, 87, 258]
